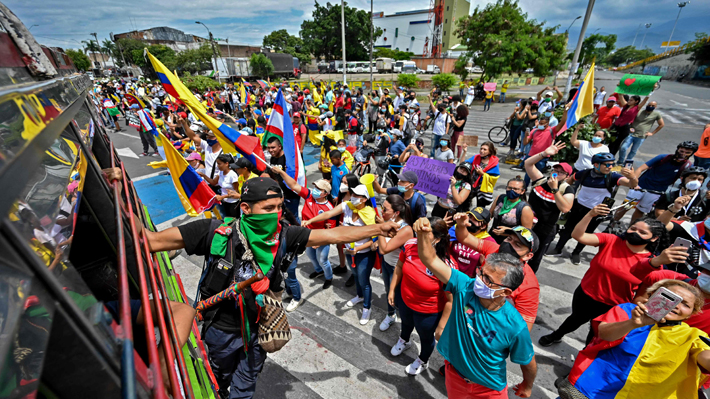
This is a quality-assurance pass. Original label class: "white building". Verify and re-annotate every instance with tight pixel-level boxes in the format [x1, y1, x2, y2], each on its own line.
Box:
[372, 9, 435, 56]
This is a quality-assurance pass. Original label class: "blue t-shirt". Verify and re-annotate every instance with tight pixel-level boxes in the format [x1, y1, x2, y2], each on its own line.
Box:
[330, 164, 349, 199]
[390, 140, 406, 157]
[385, 188, 427, 220]
[638, 154, 688, 192]
[438, 269, 534, 391]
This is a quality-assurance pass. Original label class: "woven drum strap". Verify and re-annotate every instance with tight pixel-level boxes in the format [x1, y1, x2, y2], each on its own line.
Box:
[555, 376, 589, 399]
[257, 290, 291, 353]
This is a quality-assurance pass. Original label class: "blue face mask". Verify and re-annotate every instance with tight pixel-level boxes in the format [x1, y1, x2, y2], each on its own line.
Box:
[506, 189, 521, 200]
[397, 184, 407, 193]
[338, 147, 346, 152]
[592, 136, 603, 144]
[206, 139, 218, 146]
[544, 112, 552, 117]
[537, 125, 546, 130]
[440, 140, 448, 147]
[311, 188, 323, 198]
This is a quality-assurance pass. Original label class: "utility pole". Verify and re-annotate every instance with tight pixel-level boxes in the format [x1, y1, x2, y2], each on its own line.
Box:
[639, 23, 652, 49]
[632, 23, 642, 47]
[226, 38, 231, 58]
[665, 2, 689, 51]
[341, 0, 347, 84]
[111, 32, 128, 70]
[564, 0, 595, 97]
[91, 32, 105, 71]
[369, 0, 373, 91]
[196, 21, 220, 80]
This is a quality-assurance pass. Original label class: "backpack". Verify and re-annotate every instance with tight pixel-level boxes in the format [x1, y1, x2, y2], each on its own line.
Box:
[577, 168, 616, 194]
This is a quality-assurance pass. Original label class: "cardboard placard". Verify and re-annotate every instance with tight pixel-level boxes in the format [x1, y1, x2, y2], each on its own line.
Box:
[456, 135, 479, 148]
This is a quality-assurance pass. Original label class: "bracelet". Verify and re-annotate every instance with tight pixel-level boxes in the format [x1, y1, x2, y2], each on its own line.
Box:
[668, 204, 681, 214]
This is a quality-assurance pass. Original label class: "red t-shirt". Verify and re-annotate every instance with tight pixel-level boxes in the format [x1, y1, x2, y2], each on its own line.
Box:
[529, 127, 556, 156]
[398, 239, 450, 314]
[614, 104, 639, 127]
[348, 118, 359, 135]
[596, 105, 621, 129]
[580, 233, 655, 306]
[476, 240, 540, 324]
[450, 236, 497, 277]
[293, 123, 306, 145]
[298, 187, 335, 230]
[334, 97, 344, 109]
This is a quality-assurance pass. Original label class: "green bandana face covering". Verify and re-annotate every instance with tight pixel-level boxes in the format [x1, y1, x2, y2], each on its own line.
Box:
[239, 211, 282, 275]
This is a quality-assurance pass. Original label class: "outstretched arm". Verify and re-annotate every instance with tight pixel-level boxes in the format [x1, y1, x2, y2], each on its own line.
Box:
[308, 222, 398, 247]
[414, 218, 452, 284]
[525, 141, 566, 182]
[453, 212, 482, 251]
[570, 124, 583, 148]
[572, 204, 609, 246]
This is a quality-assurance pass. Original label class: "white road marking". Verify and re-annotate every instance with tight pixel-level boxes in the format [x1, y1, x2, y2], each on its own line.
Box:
[116, 147, 139, 159]
[670, 99, 688, 107]
[660, 112, 682, 124]
[132, 170, 164, 181]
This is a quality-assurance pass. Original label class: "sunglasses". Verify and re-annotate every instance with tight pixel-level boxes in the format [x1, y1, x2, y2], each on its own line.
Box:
[512, 226, 534, 244]
[601, 163, 614, 167]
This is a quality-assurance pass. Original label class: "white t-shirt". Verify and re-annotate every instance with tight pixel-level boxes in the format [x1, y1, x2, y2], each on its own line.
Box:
[432, 112, 450, 136]
[383, 219, 409, 266]
[435, 148, 454, 163]
[594, 91, 607, 105]
[218, 170, 239, 203]
[341, 202, 370, 252]
[538, 100, 556, 114]
[200, 140, 222, 178]
[574, 140, 610, 171]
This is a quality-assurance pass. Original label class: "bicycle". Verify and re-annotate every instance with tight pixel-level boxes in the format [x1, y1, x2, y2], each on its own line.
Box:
[352, 144, 375, 177]
[376, 155, 403, 188]
[488, 122, 509, 145]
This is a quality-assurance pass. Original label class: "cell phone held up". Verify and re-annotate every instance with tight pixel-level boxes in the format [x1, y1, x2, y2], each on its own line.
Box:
[645, 287, 683, 322]
[601, 197, 615, 209]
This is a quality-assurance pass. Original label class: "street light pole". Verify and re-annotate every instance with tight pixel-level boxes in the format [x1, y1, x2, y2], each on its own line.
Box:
[341, 0, 347, 84]
[631, 23, 642, 47]
[565, 16, 582, 33]
[665, 2, 689, 51]
[91, 32, 105, 71]
[369, 0, 373, 91]
[196, 21, 220, 80]
[639, 23, 652, 49]
[564, 0, 595, 96]
[29, 24, 38, 31]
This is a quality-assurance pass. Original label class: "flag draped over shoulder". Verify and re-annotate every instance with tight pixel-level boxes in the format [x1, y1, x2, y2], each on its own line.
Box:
[265, 89, 306, 188]
[146, 50, 268, 172]
[159, 132, 216, 216]
[558, 62, 596, 135]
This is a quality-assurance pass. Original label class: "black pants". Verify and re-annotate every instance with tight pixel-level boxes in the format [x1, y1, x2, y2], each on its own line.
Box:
[554, 200, 604, 255]
[431, 202, 450, 219]
[529, 224, 556, 273]
[140, 129, 159, 154]
[550, 285, 613, 344]
[608, 124, 630, 155]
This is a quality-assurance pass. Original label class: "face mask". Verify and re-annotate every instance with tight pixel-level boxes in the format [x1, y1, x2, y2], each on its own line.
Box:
[537, 125, 546, 130]
[311, 188, 322, 198]
[239, 211, 282, 274]
[454, 171, 468, 181]
[380, 108, 386, 112]
[473, 277, 501, 299]
[625, 231, 652, 246]
[206, 139, 218, 146]
[498, 241, 521, 258]
[592, 136, 603, 144]
[698, 273, 710, 293]
[506, 189, 521, 201]
[397, 184, 408, 193]
[340, 185, 349, 193]
[646, 106, 656, 112]
[338, 147, 346, 152]
[467, 222, 483, 234]
[544, 98, 552, 102]
[351, 197, 363, 206]
[544, 112, 552, 117]
[686, 180, 702, 191]
[440, 140, 448, 147]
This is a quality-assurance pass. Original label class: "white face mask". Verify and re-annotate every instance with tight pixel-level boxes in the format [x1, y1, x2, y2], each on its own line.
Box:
[350, 197, 363, 206]
[340, 185, 349, 193]
[698, 273, 710, 293]
[473, 277, 501, 299]
[686, 180, 702, 191]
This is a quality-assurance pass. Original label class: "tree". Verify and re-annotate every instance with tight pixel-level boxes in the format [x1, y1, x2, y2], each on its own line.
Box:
[453, 56, 469, 81]
[577, 34, 616, 65]
[396, 74, 420, 89]
[66, 49, 91, 71]
[175, 44, 214, 74]
[114, 38, 146, 66]
[455, 0, 566, 82]
[263, 29, 310, 65]
[687, 32, 710, 63]
[432, 73, 457, 92]
[604, 45, 654, 66]
[373, 48, 415, 61]
[300, 1, 383, 61]
[250, 53, 274, 78]
[180, 74, 222, 91]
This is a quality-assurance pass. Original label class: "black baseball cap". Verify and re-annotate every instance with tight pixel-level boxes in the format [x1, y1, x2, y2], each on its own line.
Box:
[241, 177, 283, 202]
[234, 157, 253, 170]
[467, 207, 491, 224]
[396, 170, 418, 185]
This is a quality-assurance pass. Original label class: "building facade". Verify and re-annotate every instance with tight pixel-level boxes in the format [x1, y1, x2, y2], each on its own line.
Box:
[372, 10, 434, 56]
[114, 27, 209, 52]
[441, 0, 470, 53]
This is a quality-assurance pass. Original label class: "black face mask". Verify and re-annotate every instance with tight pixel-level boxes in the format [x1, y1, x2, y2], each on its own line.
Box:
[498, 241, 522, 258]
[625, 232, 652, 246]
[467, 222, 483, 234]
[454, 171, 468, 181]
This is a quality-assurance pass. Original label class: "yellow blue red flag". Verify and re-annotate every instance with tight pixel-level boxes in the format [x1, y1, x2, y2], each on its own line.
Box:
[558, 62, 596, 135]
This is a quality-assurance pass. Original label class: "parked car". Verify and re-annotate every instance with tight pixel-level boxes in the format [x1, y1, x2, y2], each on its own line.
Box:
[393, 61, 404, 73]
[466, 66, 483, 73]
[401, 61, 417, 74]
[416, 68, 426, 74]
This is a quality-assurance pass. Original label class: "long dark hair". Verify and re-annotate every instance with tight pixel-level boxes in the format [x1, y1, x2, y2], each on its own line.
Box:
[429, 217, 451, 261]
[337, 173, 360, 204]
[628, 216, 670, 254]
[386, 194, 413, 226]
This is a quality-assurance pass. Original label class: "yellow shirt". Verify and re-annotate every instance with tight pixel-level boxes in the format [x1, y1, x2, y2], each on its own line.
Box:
[485, 91, 493, 99]
[501, 84, 509, 93]
[237, 172, 259, 193]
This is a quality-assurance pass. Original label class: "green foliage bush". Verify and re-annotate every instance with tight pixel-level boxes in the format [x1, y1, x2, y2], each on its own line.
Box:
[397, 74, 420, 89]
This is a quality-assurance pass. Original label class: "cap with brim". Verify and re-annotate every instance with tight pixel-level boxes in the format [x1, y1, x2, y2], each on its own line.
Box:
[391, 129, 403, 137]
[237, 118, 247, 125]
[186, 152, 202, 161]
[543, 91, 553, 97]
[467, 207, 491, 223]
[509, 226, 539, 253]
[554, 162, 573, 175]
[396, 170, 419, 185]
[350, 184, 370, 199]
[313, 179, 331, 193]
[241, 177, 283, 202]
[234, 157, 252, 169]
[441, 134, 452, 142]
[608, 97, 617, 102]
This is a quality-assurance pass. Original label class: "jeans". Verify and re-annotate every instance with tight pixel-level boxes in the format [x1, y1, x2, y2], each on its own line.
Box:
[204, 328, 266, 399]
[608, 124, 630, 155]
[284, 201, 301, 300]
[499, 92, 506, 103]
[695, 155, 710, 169]
[529, 224, 555, 273]
[381, 260, 396, 316]
[523, 156, 548, 187]
[509, 124, 524, 149]
[306, 245, 332, 280]
[549, 285, 614, 345]
[397, 296, 442, 363]
[483, 98, 492, 111]
[353, 251, 376, 309]
[283, 197, 300, 220]
[430, 134, 443, 158]
[617, 135, 645, 165]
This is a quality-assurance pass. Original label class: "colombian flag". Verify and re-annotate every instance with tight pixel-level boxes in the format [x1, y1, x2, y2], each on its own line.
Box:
[124, 92, 145, 109]
[146, 50, 268, 172]
[557, 62, 595, 135]
[159, 132, 217, 216]
[240, 83, 250, 106]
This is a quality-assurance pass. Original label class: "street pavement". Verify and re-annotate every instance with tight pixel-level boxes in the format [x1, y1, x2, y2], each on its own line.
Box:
[110, 75, 710, 398]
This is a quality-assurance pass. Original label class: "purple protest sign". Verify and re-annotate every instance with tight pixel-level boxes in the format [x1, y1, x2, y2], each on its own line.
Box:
[402, 156, 456, 198]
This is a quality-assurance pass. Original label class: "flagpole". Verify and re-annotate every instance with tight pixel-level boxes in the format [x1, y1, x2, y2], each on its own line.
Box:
[564, 0, 595, 97]
[341, 0, 347, 85]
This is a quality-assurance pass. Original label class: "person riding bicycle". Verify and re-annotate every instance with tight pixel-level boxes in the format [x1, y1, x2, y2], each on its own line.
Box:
[613, 141, 698, 223]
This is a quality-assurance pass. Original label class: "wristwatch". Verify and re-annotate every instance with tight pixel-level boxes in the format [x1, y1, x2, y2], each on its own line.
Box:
[550, 188, 559, 194]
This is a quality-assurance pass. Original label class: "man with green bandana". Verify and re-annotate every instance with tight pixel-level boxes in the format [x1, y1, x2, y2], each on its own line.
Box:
[145, 177, 399, 399]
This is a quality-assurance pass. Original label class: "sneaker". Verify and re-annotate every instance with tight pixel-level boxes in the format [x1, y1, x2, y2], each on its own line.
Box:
[538, 333, 562, 347]
[379, 314, 397, 332]
[390, 337, 412, 356]
[151, 152, 160, 157]
[510, 165, 524, 171]
[285, 298, 304, 312]
[322, 279, 332, 290]
[546, 247, 564, 257]
[571, 252, 581, 265]
[405, 357, 428, 375]
[139, 152, 149, 157]
[360, 308, 371, 325]
[309, 270, 324, 279]
[345, 274, 355, 287]
[346, 296, 363, 307]
[333, 266, 348, 275]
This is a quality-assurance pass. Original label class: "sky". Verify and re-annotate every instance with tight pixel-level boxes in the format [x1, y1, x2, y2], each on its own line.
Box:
[6, 0, 709, 54]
